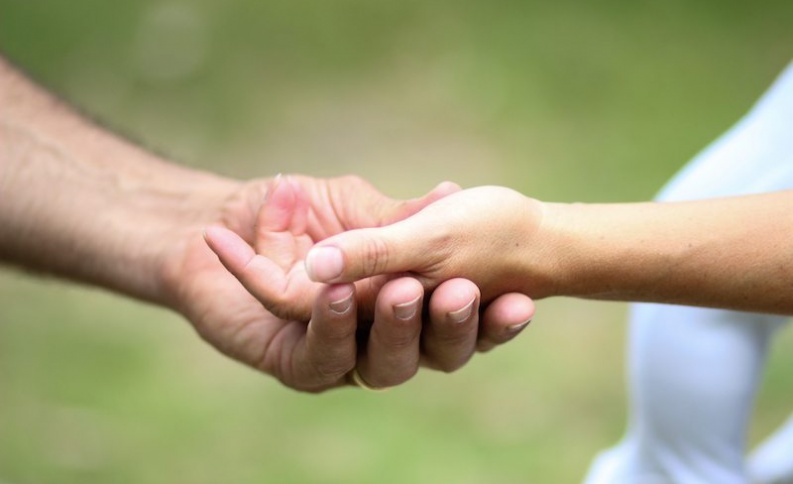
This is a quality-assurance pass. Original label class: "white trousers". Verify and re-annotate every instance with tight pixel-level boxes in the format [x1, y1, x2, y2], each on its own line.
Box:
[583, 61, 793, 484]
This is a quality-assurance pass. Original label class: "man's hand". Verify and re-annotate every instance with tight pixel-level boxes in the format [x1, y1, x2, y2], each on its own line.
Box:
[203, 174, 458, 322]
[166, 177, 535, 391]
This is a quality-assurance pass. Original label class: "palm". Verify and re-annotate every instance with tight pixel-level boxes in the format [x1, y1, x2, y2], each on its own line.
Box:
[168, 176, 458, 391]
[165, 175, 538, 392]
[169, 179, 342, 391]
[207, 175, 458, 322]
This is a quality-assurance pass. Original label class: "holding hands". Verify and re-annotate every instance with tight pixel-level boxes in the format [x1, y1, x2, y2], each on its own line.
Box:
[209, 176, 793, 349]
[199, 177, 535, 391]
[11, 48, 792, 403]
[207, 184, 549, 327]
[0, 53, 534, 394]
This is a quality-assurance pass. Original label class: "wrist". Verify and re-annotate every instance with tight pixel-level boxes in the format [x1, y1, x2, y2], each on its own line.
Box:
[0, 56, 247, 311]
[480, 190, 560, 300]
[538, 201, 659, 301]
[528, 201, 598, 299]
[152, 170, 245, 310]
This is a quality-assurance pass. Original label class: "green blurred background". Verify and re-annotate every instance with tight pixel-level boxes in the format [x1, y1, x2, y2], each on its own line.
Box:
[1, 1, 792, 482]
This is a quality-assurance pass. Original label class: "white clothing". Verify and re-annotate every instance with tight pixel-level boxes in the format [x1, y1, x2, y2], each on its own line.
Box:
[583, 61, 793, 484]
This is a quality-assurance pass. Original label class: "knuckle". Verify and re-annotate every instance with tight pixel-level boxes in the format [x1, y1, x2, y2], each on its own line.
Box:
[426, 343, 473, 374]
[361, 236, 391, 276]
[311, 358, 353, 383]
[436, 330, 472, 349]
[384, 330, 417, 351]
[315, 362, 349, 381]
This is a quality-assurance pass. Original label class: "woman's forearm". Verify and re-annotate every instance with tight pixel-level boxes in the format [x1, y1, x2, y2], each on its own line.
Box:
[542, 192, 793, 314]
[306, 186, 793, 315]
[0, 56, 240, 304]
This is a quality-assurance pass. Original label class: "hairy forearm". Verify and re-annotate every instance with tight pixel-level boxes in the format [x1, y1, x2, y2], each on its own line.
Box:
[542, 192, 793, 314]
[0, 56, 239, 304]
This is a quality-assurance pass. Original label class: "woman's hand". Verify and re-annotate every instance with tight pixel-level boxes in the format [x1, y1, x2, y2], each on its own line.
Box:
[304, 186, 553, 302]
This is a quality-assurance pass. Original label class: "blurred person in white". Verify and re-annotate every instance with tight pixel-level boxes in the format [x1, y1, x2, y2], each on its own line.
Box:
[582, 61, 793, 484]
[0, 54, 536, 393]
[223, 61, 793, 482]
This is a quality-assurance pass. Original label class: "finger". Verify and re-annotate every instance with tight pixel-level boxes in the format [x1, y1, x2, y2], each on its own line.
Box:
[304, 221, 435, 284]
[256, 174, 305, 233]
[293, 283, 358, 391]
[203, 225, 313, 320]
[255, 175, 309, 258]
[477, 293, 535, 352]
[204, 225, 257, 272]
[421, 278, 480, 372]
[305, 181, 464, 284]
[356, 277, 424, 388]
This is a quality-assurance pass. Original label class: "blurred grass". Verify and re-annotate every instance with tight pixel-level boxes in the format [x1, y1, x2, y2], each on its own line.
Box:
[1, 1, 792, 482]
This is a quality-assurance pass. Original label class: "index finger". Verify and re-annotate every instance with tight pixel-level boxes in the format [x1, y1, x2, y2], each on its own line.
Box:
[293, 283, 359, 391]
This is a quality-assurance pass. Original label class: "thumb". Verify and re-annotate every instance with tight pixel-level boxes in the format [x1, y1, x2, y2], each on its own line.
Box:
[304, 222, 427, 283]
[257, 175, 308, 234]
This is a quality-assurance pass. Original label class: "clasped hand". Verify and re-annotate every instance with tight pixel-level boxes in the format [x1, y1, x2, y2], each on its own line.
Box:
[189, 175, 533, 392]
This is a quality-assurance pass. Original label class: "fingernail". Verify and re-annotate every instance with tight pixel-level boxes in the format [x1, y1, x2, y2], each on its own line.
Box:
[507, 320, 531, 334]
[329, 291, 353, 315]
[393, 296, 421, 320]
[448, 298, 475, 323]
[306, 246, 344, 282]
